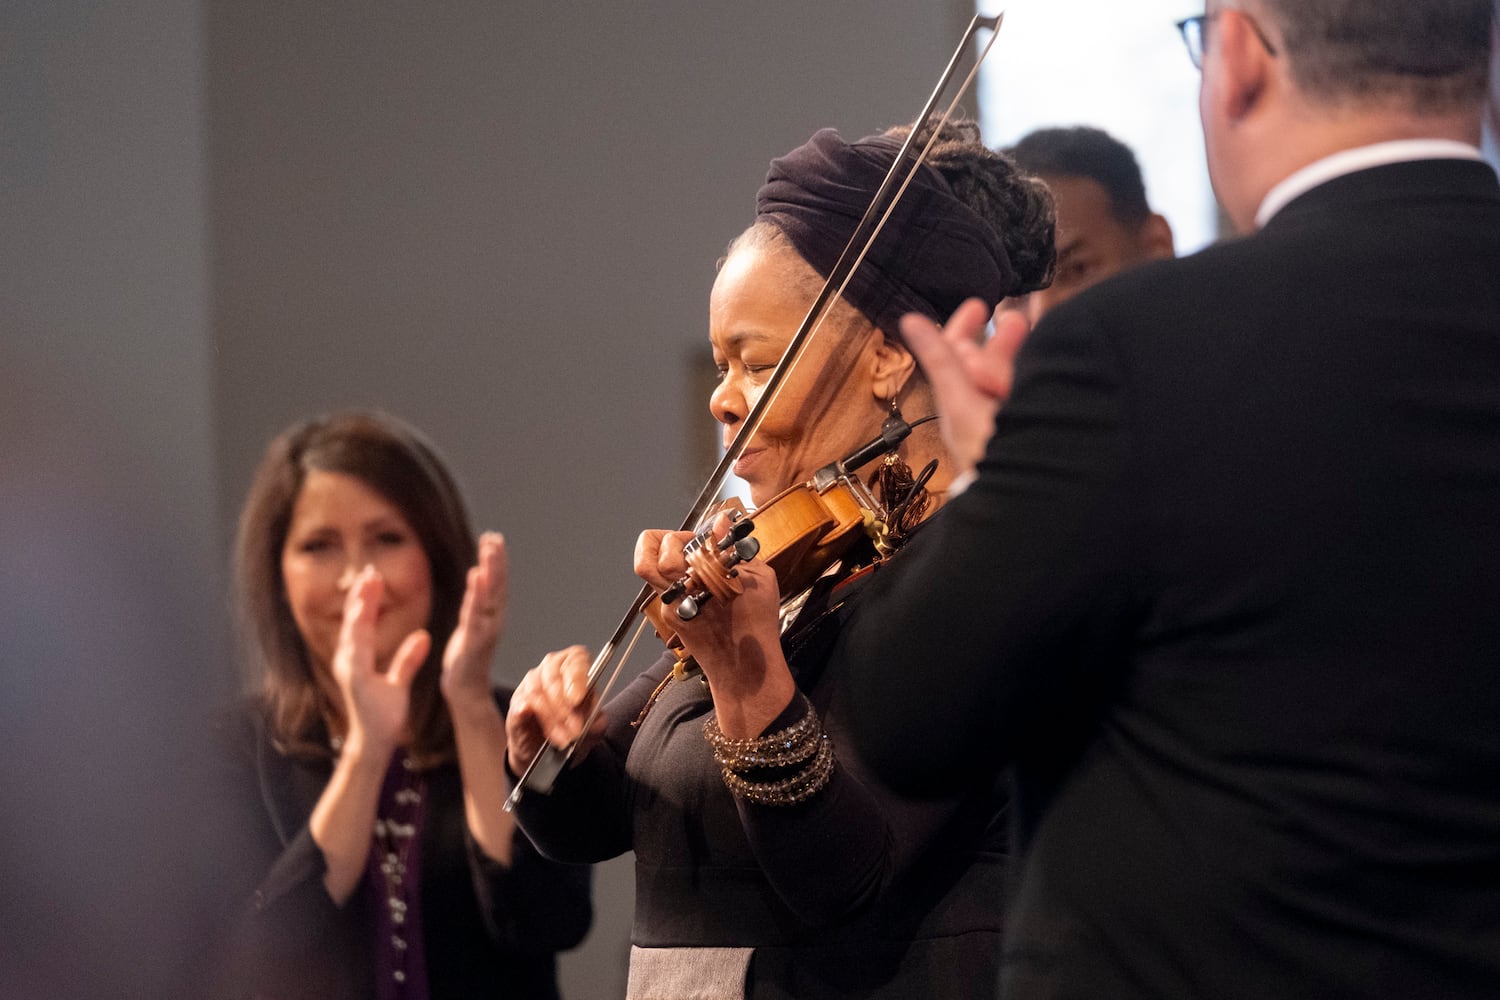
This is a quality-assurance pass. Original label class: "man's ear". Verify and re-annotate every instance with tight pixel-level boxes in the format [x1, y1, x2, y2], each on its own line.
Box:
[1207, 7, 1276, 124]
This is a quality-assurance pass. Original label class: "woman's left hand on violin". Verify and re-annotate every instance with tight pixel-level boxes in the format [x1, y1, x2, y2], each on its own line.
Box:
[635, 516, 795, 738]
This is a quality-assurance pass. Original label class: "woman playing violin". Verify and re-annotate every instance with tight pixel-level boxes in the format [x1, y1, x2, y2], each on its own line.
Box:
[506, 120, 1054, 1000]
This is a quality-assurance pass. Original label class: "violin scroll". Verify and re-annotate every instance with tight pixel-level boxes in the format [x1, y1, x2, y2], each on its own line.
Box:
[663, 515, 762, 621]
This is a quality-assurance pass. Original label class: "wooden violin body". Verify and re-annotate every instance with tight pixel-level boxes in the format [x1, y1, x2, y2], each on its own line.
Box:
[743, 476, 874, 599]
[641, 469, 884, 672]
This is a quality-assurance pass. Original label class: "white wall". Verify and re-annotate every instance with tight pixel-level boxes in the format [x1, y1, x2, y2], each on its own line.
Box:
[976, 0, 1216, 252]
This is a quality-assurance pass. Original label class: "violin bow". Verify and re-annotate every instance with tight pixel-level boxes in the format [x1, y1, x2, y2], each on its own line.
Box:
[507, 12, 1005, 807]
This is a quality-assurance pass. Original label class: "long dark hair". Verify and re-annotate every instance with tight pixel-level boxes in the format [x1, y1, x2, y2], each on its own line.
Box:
[234, 411, 476, 765]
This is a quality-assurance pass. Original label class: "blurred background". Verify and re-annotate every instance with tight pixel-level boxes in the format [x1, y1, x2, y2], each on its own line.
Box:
[3, 1, 1496, 997]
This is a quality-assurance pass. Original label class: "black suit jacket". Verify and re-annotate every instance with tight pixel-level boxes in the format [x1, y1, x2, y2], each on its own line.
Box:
[840, 158, 1500, 998]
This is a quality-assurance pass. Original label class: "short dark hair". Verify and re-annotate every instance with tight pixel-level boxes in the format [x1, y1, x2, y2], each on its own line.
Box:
[235, 410, 476, 764]
[1006, 126, 1152, 227]
[1260, 0, 1492, 112]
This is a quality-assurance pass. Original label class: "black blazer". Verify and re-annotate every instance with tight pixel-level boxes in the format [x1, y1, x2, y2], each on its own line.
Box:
[839, 158, 1500, 998]
[214, 689, 592, 1000]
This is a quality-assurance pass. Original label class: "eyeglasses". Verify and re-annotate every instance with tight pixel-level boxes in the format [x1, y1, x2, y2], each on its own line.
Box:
[1175, 10, 1279, 71]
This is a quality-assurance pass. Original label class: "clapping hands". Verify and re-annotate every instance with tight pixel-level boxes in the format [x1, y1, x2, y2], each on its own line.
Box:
[441, 531, 508, 709]
[331, 532, 508, 756]
[899, 299, 1031, 480]
[331, 567, 431, 757]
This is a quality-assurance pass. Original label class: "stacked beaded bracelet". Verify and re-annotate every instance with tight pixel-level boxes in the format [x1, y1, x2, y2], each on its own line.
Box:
[703, 701, 836, 806]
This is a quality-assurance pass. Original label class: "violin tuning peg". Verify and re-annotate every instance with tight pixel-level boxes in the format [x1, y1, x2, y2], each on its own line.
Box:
[676, 596, 701, 621]
[715, 518, 756, 550]
[734, 537, 760, 562]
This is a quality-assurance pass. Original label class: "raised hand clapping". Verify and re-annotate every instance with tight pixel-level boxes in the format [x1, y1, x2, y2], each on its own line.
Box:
[332, 565, 431, 757]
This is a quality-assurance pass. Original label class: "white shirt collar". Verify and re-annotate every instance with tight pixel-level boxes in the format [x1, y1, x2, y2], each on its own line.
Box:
[1255, 139, 1484, 228]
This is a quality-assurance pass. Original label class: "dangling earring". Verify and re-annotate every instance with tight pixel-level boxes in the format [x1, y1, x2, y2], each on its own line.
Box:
[866, 398, 933, 544]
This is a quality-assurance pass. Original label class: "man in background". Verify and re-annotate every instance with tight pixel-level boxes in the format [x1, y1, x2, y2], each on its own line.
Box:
[1006, 126, 1173, 323]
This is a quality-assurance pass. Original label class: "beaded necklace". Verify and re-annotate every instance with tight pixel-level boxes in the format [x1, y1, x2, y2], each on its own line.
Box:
[371, 751, 430, 999]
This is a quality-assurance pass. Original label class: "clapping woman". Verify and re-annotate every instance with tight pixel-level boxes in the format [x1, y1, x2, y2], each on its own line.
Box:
[217, 411, 591, 1000]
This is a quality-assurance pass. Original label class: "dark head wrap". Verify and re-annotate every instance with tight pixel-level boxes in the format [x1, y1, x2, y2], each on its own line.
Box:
[755, 128, 1015, 341]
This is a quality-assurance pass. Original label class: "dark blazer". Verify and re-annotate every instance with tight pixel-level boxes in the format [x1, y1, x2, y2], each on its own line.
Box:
[214, 689, 592, 1000]
[839, 158, 1500, 998]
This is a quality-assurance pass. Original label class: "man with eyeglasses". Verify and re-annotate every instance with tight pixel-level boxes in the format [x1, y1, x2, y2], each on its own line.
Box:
[836, 2, 1500, 997]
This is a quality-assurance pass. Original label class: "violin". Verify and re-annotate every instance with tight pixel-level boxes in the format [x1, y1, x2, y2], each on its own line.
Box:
[643, 415, 910, 676]
[505, 12, 1004, 809]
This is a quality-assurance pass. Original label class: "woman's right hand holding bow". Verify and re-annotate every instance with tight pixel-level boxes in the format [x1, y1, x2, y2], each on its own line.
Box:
[507, 645, 605, 774]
